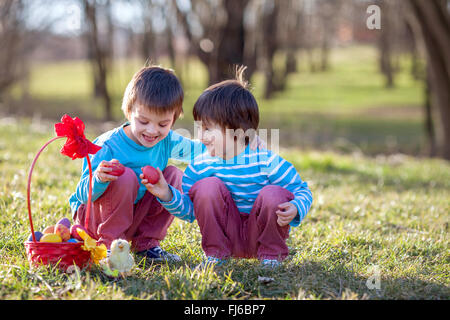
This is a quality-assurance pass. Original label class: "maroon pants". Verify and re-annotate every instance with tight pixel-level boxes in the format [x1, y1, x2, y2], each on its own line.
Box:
[75, 165, 183, 251]
[189, 177, 294, 261]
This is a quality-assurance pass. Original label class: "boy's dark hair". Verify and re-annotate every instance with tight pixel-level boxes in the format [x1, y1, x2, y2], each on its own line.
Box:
[122, 65, 184, 123]
[193, 66, 259, 136]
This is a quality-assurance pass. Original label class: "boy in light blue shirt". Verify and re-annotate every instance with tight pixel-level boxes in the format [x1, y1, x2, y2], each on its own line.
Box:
[70, 66, 204, 262]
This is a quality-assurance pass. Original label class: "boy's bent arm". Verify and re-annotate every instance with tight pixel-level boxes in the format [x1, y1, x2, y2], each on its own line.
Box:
[266, 154, 313, 227]
[157, 185, 195, 222]
[156, 165, 199, 223]
[74, 144, 113, 205]
[169, 130, 206, 163]
[287, 181, 313, 227]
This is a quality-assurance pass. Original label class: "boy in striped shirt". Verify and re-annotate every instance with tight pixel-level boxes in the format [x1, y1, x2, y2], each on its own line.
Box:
[141, 68, 313, 268]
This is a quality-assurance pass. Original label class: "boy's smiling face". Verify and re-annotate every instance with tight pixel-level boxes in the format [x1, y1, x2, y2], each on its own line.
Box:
[199, 121, 225, 158]
[199, 120, 246, 160]
[126, 103, 174, 148]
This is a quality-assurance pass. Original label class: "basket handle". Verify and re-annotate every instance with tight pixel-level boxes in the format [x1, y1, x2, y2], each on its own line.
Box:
[27, 137, 94, 242]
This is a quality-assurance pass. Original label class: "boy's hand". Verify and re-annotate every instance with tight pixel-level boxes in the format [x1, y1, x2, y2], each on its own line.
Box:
[140, 168, 173, 202]
[275, 202, 298, 227]
[95, 159, 120, 183]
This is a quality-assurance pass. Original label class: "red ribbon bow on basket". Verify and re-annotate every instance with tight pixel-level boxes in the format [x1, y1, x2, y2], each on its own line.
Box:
[27, 115, 101, 242]
[54, 115, 101, 159]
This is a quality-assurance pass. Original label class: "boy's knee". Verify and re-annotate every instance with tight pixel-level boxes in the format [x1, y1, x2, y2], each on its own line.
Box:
[111, 167, 138, 190]
[163, 165, 182, 179]
[190, 177, 225, 198]
[258, 185, 293, 207]
[163, 165, 183, 189]
[122, 166, 138, 179]
[163, 165, 181, 175]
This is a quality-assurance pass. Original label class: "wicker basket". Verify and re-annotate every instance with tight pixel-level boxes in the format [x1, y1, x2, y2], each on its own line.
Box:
[25, 241, 91, 271]
[24, 132, 96, 271]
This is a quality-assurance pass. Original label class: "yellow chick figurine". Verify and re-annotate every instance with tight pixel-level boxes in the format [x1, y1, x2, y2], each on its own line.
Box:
[107, 239, 135, 277]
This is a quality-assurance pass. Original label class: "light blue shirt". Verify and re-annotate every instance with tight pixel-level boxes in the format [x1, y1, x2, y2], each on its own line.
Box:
[69, 123, 205, 215]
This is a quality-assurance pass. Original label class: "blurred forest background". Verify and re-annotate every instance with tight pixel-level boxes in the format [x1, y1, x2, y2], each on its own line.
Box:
[0, 0, 449, 160]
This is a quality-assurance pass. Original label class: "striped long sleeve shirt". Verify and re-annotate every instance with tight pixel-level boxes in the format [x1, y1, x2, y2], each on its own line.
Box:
[158, 145, 313, 228]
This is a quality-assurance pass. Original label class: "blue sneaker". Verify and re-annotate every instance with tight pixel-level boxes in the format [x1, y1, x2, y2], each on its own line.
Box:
[139, 246, 181, 262]
[260, 259, 281, 269]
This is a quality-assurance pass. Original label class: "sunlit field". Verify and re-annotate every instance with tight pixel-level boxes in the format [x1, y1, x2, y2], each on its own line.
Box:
[0, 119, 448, 299]
[1, 45, 447, 300]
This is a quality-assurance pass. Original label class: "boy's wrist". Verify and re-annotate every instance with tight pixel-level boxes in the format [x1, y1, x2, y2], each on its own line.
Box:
[289, 201, 301, 227]
[159, 186, 173, 202]
[94, 171, 108, 184]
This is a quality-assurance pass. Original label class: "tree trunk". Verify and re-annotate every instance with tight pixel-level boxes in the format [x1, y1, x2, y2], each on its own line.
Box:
[140, 0, 156, 64]
[261, 0, 280, 99]
[285, 50, 298, 75]
[213, 0, 248, 84]
[0, 0, 26, 97]
[83, 0, 112, 121]
[424, 67, 437, 157]
[378, 0, 395, 88]
[409, 0, 450, 160]
[320, 37, 330, 72]
[141, 28, 155, 63]
[172, 0, 249, 85]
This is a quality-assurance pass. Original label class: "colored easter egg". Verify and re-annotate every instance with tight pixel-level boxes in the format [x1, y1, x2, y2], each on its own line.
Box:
[57, 217, 71, 229]
[28, 231, 43, 242]
[67, 238, 79, 243]
[106, 162, 125, 176]
[40, 233, 62, 243]
[43, 225, 55, 234]
[54, 224, 71, 241]
[70, 224, 87, 241]
[142, 165, 159, 184]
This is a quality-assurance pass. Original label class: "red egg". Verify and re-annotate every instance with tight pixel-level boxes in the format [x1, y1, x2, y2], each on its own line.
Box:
[142, 166, 160, 184]
[106, 162, 125, 176]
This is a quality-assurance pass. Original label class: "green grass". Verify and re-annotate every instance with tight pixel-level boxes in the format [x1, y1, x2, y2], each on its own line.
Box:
[1, 45, 446, 300]
[0, 120, 448, 300]
[254, 46, 423, 111]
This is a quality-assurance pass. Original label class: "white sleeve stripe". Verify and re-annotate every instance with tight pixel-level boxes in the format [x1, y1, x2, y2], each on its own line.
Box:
[282, 173, 301, 189]
[268, 159, 286, 177]
[271, 165, 294, 184]
[294, 199, 307, 215]
[224, 181, 259, 187]
[187, 164, 199, 175]
[215, 171, 265, 179]
[170, 199, 183, 212]
[242, 152, 269, 158]
[236, 204, 253, 209]
[232, 189, 261, 196]
[164, 192, 181, 209]
[190, 154, 278, 175]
